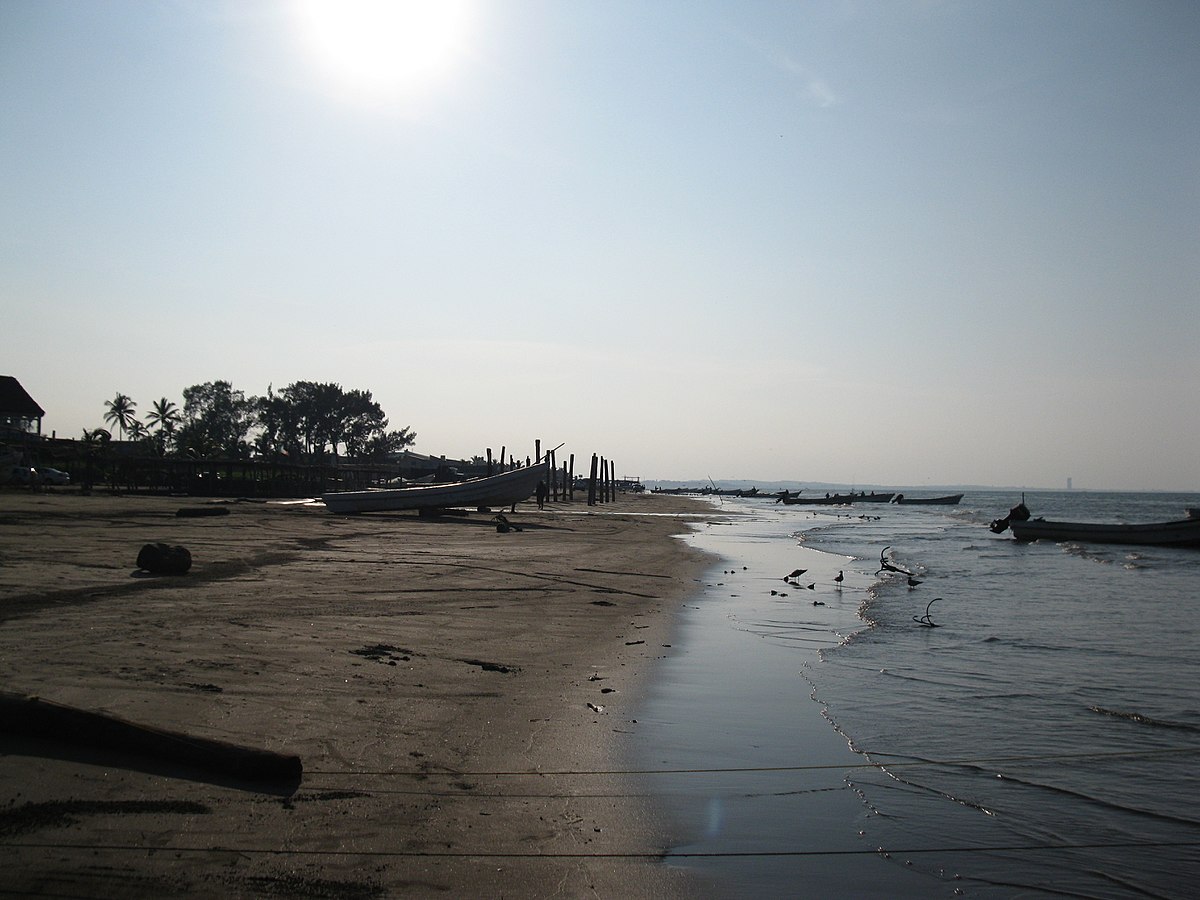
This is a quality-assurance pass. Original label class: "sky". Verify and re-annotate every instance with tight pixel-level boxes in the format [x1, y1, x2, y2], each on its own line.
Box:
[2, 1, 1198, 491]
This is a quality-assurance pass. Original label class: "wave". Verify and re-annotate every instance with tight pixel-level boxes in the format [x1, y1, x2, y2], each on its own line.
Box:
[1088, 705, 1200, 733]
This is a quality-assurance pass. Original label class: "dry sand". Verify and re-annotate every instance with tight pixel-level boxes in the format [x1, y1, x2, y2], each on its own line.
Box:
[0, 489, 719, 898]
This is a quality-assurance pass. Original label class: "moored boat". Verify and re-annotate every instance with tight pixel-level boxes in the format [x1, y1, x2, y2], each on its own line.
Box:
[1006, 515, 1200, 549]
[893, 493, 964, 505]
[781, 491, 894, 505]
[323, 464, 546, 514]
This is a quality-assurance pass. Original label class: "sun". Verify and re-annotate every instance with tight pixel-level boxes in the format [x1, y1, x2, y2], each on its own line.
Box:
[293, 0, 472, 103]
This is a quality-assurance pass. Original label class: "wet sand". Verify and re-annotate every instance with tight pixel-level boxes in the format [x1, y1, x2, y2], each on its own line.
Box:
[0, 489, 716, 898]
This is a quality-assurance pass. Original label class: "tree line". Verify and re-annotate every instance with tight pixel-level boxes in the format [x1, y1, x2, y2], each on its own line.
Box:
[89, 380, 416, 462]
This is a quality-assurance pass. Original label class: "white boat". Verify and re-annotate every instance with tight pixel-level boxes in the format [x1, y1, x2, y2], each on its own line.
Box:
[322, 464, 547, 514]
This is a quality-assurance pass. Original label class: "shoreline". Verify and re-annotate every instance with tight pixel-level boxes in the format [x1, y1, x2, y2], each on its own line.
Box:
[0, 489, 718, 897]
[634, 500, 938, 896]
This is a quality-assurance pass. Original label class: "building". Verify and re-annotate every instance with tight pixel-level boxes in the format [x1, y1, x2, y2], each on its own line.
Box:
[0, 376, 45, 438]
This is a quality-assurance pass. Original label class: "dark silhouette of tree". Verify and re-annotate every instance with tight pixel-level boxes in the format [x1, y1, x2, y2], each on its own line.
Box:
[365, 426, 417, 460]
[255, 385, 303, 460]
[145, 397, 181, 455]
[103, 393, 137, 441]
[80, 428, 111, 492]
[257, 381, 414, 461]
[95, 380, 416, 464]
[176, 381, 254, 458]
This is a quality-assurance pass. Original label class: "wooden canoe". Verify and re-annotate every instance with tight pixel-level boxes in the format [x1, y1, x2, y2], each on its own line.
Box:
[781, 492, 894, 505]
[1009, 516, 1200, 549]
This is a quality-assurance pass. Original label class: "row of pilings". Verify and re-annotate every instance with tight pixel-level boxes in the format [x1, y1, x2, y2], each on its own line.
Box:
[514, 440, 624, 506]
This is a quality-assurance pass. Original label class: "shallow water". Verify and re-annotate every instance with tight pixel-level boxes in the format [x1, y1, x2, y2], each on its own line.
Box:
[637, 491, 1200, 897]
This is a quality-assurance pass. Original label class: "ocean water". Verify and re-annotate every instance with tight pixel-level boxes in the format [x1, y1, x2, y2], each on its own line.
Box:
[636, 490, 1200, 898]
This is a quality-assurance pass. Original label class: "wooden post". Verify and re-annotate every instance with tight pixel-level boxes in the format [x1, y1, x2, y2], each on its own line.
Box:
[535, 439, 541, 463]
[486, 448, 493, 476]
[568, 453, 575, 501]
[600, 457, 608, 503]
[588, 454, 598, 506]
[562, 460, 568, 503]
[549, 450, 557, 501]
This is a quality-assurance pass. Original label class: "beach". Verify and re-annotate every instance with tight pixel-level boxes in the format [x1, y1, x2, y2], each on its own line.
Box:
[0, 490, 716, 898]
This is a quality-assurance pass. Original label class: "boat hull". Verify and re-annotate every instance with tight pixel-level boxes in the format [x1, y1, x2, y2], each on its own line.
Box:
[322, 464, 546, 514]
[895, 493, 964, 505]
[1009, 517, 1200, 549]
[781, 492, 895, 505]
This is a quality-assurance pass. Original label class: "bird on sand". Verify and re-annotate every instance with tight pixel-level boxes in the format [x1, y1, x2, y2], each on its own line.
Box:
[834, 570, 844, 589]
[784, 568, 808, 580]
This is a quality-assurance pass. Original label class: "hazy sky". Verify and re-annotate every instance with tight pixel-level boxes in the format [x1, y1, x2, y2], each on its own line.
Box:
[3, 1, 1197, 490]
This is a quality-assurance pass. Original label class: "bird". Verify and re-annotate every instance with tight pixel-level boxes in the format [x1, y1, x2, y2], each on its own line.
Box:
[834, 570, 844, 589]
[907, 576, 923, 589]
[784, 568, 808, 580]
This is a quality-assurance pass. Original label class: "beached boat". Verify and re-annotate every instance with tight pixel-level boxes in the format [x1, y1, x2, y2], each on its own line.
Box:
[322, 464, 546, 514]
[1008, 515, 1200, 549]
[893, 493, 964, 505]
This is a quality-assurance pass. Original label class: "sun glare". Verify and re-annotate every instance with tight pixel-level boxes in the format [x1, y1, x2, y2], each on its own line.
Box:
[294, 0, 472, 103]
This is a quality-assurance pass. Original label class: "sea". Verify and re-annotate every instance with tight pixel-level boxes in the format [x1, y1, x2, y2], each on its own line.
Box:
[633, 489, 1200, 898]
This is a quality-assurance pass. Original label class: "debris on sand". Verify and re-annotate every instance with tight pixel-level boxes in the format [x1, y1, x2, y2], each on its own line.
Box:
[136, 542, 192, 575]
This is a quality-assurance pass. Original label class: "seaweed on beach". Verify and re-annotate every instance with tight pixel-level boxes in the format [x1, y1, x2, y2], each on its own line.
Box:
[349, 644, 413, 664]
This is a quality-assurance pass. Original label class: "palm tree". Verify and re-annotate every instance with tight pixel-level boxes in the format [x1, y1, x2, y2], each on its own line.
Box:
[145, 397, 180, 433]
[145, 397, 180, 454]
[80, 428, 111, 493]
[103, 393, 137, 441]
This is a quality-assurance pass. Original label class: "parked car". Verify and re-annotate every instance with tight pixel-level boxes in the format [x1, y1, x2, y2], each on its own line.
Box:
[5, 465, 38, 485]
[39, 467, 70, 485]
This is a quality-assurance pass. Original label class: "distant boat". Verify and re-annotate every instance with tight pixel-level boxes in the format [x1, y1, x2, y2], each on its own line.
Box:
[781, 492, 895, 505]
[893, 493, 964, 505]
[1007, 515, 1200, 549]
[323, 464, 546, 514]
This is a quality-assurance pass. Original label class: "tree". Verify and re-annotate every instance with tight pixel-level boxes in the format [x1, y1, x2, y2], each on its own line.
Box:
[254, 385, 303, 460]
[145, 397, 181, 456]
[80, 428, 111, 492]
[146, 397, 180, 434]
[264, 381, 414, 461]
[103, 393, 137, 441]
[176, 381, 254, 458]
[365, 427, 417, 460]
[337, 388, 388, 457]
